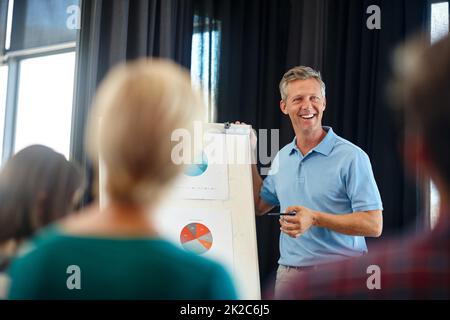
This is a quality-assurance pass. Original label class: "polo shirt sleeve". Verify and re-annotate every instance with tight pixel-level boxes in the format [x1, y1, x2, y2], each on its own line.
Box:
[260, 155, 280, 206]
[346, 149, 383, 212]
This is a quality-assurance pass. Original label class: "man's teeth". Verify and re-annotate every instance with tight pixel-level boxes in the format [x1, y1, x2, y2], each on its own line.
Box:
[300, 114, 315, 119]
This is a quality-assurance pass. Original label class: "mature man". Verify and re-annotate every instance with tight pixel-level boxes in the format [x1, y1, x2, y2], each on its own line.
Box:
[277, 35, 450, 300]
[250, 66, 383, 297]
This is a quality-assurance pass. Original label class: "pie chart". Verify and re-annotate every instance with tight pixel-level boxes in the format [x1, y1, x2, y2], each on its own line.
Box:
[185, 152, 208, 177]
[180, 222, 213, 255]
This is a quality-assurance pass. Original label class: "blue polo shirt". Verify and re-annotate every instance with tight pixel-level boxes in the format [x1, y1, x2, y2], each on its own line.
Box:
[260, 127, 383, 267]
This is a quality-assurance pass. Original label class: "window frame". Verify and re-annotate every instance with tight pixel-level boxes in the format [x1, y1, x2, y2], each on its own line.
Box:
[424, 0, 449, 229]
[0, 0, 8, 57]
[0, 0, 79, 164]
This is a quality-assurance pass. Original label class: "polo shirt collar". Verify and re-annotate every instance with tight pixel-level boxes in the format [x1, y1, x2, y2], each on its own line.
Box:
[289, 126, 336, 156]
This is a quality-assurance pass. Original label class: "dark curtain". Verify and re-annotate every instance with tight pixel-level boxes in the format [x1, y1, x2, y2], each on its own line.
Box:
[202, 0, 429, 293]
[322, 0, 429, 239]
[71, 0, 194, 205]
[212, 0, 292, 295]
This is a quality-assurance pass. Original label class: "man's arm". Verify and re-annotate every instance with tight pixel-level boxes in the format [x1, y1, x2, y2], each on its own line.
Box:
[237, 121, 275, 216]
[280, 206, 383, 238]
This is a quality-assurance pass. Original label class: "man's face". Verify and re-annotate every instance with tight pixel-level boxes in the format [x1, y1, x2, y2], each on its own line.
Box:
[280, 78, 326, 135]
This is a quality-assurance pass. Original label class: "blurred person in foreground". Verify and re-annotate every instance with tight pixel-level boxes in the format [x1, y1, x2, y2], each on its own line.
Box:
[0, 145, 83, 298]
[276, 35, 450, 299]
[7, 59, 237, 299]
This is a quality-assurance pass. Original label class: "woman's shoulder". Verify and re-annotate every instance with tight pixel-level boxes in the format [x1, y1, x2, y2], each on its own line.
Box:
[152, 239, 227, 273]
[157, 242, 237, 298]
[7, 224, 66, 265]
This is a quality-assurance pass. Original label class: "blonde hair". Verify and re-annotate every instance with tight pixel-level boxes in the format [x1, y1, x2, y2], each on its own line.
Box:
[279, 66, 326, 101]
[86, 59, 205, 205]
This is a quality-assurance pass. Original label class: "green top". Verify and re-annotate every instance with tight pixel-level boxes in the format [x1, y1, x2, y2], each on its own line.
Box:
[7, 225, 237, 300]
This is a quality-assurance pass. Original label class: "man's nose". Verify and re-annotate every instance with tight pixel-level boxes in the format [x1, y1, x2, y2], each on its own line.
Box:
[300, 103, 313, 111]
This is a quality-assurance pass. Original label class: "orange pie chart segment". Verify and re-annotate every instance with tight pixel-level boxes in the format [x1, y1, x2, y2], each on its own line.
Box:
[180, 223, 213, 255]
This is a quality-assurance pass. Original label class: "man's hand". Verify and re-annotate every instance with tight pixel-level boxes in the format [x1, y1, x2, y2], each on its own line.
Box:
[279, 206, 317, 238]
[280, 207, 383, 237]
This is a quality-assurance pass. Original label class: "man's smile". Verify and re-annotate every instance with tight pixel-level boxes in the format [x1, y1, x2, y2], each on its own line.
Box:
[299, 113, 317, 119]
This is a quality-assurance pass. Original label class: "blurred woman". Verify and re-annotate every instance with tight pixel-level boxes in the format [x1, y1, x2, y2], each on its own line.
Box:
[0, 145, 83, 298]
[8, 59, 237, 299]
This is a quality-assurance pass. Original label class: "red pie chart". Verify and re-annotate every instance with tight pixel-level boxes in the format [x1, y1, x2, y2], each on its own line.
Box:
[180, 223, 213, 255]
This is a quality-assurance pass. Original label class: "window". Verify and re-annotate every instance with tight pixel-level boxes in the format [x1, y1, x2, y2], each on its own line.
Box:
[190, 16, 221, 122]
[431, 1, 449, 44]
[9, 0, 79, 50]
[429, 1, 448, 228]
[0, 0, 79, 163]
[14, 52, 76, 159]
[0, 65, 7, 161]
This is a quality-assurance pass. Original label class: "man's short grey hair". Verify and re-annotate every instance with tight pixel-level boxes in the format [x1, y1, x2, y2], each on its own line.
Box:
[279, 66, 326, 101]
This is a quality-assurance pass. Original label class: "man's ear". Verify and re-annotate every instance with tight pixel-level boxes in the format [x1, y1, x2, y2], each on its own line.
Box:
[280, 100, 288, 115]
[323, 97, 326, 111]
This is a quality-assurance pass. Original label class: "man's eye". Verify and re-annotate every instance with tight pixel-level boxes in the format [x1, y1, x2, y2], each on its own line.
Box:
[311, 96, 320, 102]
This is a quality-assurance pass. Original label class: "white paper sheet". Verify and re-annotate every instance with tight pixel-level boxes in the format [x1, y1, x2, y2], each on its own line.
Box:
[173, 133, 229, 200]
[154, 207, 234, 274]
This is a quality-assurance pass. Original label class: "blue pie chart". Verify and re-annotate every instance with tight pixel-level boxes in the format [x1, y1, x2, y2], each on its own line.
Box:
[185, 153, 208, 177]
